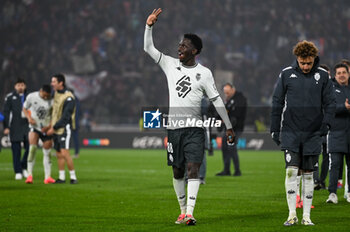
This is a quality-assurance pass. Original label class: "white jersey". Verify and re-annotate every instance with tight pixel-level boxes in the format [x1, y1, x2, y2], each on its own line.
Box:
[158, 54, 220, 129]
[23, 91, 52, 130]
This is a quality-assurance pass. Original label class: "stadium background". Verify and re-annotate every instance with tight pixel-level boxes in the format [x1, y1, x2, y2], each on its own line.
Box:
[1, 0, 349, 129]
[1, 1, 350, 231]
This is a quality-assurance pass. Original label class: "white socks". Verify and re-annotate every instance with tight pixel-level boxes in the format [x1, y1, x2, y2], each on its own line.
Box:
[186, 179, 200, 216]
[302, 173, 314, 219]
[59, 170, 65, 180]
[59, 170, 77, 180]
[69, 170, 77, 180]
[173, 178, 186, 214]
[173, 178, 200, 216]
[285, 167, 298, 218]
[42, 148, 51, 179]
[27, 145, 37, 176]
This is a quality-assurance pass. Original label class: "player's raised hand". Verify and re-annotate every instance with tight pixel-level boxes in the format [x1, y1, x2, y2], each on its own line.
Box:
[146, 8, 162, 26]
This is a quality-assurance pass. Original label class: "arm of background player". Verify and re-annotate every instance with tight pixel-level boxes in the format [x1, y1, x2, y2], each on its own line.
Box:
[270, 74, 286, 133]
[144, 8, 162, 62]
[23, 107, 36, 125]
[3, 94, 11, 133]
[22, 95, 35, 125]
[53, 98, 75, 130]
[322, 77, 336, 125]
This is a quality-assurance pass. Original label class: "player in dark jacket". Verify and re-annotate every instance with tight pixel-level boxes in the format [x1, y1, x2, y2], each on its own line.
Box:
[3, 79, 29, 180]
[270, 41, 335, 226]
[326, 63, 350, 204]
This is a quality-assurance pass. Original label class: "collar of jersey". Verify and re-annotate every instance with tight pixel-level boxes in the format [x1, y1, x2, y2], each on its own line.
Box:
[57, 88, 67, 94]
[181, 63, 198, 69]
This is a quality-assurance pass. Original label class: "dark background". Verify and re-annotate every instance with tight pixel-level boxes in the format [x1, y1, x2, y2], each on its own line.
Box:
[1, 0, 349, 129]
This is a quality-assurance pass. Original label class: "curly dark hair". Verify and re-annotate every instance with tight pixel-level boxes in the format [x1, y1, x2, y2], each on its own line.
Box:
[293, 40, 318, 58]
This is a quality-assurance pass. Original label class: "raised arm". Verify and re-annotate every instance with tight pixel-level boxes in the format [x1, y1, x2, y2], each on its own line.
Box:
[144, 8, 162, 62]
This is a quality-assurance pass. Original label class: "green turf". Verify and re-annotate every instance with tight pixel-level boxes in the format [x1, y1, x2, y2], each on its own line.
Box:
[0, 148, 348, 232]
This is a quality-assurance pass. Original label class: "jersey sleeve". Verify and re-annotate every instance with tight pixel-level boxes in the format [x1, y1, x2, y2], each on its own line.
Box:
[158, 54, 177, 74]
[270, 71, 286, 132]
[202, 70, 220, 100]
[23, 93, 32, 109]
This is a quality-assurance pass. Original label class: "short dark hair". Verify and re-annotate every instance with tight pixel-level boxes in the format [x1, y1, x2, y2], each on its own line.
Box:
[41, 84, 51, 93]
[223, 83, 234, 89]
[53, 73, 65, 87]
[15, 78, 26, 85]
[184, 33, 203, 55]
[319, 64, 330, 72]
[334, 63, 349, 73]
[341, 59, 350, 67]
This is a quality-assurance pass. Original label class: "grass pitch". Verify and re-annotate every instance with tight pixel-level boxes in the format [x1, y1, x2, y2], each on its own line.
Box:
[0, 148, 349, 232]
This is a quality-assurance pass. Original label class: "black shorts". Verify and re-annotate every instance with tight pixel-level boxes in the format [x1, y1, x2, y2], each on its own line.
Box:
[284, 150, 318, 171]
[30, 128, 52, 142]
[53, 125, 72, 152]
[167, 127, 205, 169]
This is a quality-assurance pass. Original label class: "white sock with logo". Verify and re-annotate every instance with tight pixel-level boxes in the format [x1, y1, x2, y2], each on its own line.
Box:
[59, 170, 65, 181]
[42, 148, 51, 179]
[302, 173, 314, 219]
[186, 179, 200, 216]
[285, 167, 298, 218]
[173, 178, 186, 214]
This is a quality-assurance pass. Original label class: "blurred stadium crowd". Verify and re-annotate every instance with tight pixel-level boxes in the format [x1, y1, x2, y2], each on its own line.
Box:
[1, 0, 349, 126]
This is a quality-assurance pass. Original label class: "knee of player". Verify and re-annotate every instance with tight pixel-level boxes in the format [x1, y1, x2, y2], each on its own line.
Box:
[173, 166, 185, 179]
[285, 166, 298, 178]
[187, 163, 201, 178]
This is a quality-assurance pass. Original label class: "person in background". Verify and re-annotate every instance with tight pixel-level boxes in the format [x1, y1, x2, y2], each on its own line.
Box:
[46, 74, 78, 184]
[326, 63, 350, 204]
[70, 89, 81, 159]
[3, 79, 30, 180]
[22, 84, 55, 184]
[314, 64, 331, 190]
[216, 83, 247, 177]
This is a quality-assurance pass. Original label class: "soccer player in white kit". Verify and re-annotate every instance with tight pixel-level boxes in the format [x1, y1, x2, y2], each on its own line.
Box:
[144, 8, 235, 225]
[22, 84, 55, 184]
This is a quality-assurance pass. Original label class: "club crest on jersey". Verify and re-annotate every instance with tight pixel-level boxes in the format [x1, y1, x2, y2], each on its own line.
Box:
[196, 73, 201, 81]
[176, 75, 192, 98]
[314, 72, 320, 84]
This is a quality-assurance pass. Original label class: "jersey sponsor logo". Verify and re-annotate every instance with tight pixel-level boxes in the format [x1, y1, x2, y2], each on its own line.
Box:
[36, 106, 47, 120]
[143, 109, 161, 128]
[175, 75, 192, 98]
